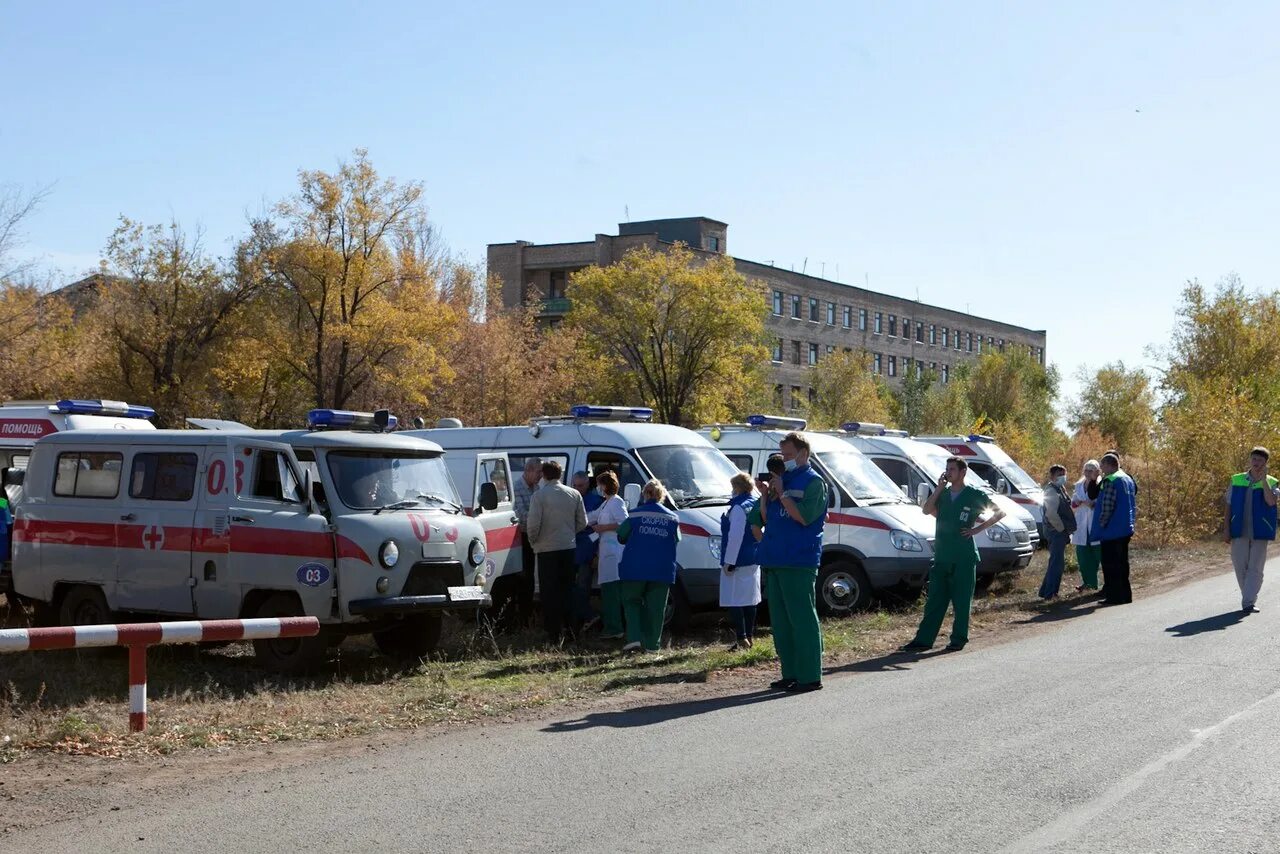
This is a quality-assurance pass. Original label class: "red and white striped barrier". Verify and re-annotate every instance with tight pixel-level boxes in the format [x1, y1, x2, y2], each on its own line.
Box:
[0, 617, 320, 732]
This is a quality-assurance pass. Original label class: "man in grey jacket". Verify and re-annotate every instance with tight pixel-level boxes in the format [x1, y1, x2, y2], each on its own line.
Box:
[528, 459, 588, 643]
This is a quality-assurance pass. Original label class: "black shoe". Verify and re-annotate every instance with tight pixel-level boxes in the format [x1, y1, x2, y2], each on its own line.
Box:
[1242, 605, 1259, 614]
[898, 642, 931, 652]
[785, 681, 823, 693]
[769, 678, 797, 691]
[945, 643, 966, 652]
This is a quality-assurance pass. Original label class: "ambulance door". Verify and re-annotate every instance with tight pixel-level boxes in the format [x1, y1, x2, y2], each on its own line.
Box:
[115, 447, 199, 615]
[225, 438, 334, 619]
[43, 448, 124, 605]
[191, 444, 236, 618]
[472, 454, 519, 583]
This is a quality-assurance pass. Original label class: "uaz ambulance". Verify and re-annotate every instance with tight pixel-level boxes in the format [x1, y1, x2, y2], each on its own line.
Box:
[917, 434, 1046, 541]
[8, 409, 489, 672]
[836, 424, 1035, 581]
[698, 415, 937, 614]
[408, 405, 740, 630]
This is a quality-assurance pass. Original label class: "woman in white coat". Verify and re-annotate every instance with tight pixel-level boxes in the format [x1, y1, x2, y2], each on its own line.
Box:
[591, 470, 629, 639]
[720, 473, 763, 650]
[1070, 459, 1102, 592]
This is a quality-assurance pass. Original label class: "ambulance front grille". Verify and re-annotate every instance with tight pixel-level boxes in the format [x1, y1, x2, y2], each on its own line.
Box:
[400, 560, 466, 597]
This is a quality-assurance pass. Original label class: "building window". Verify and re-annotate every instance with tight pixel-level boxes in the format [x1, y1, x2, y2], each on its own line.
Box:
[826, 302, 836, 325]
[888, 355, 897, 377]
[874, 312, 882, 334]
[772, 338, 783, 363]
[916, 360, 923, 379]
[808, 343, 819, 365]
[967, 332, 974, 352]
[916, 322, 924, 343]
[929, 324, 937, 345]
[930, 361, 937, 372]
[548, 270, 567, 299]
[809, 298, 819, 322]
[707, 236, 720, 252]
[791, 295, 801, 319]
[774, 384, 784, 408]
[826, 345, 835, 356]
[942, 364, 950, 384]
[792, 340, 802, 365]
[790, 386, 802, 411]
[888, 314, 897, 337]
[998, 338, 1005, 351]
[772, 290, 783, 315]
[858, 308, 867, 331]
[841, 306, 851, 328]
[903, 357, 912, 376]
[941, 327, 948, 348]
[873, 353, 882, 374]
[976, 335, 983, 353]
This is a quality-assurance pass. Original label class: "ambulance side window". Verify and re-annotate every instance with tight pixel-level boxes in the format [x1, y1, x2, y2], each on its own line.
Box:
[11, 453, 28, 471]
[726, 455, 754, 474]
[508, 453, 569, 480]
[968, 462, 1001, 491]
[248, 450, 303, 504]
[129, 452, 198, 501]
[478, 458, 511, 504]
[872, 458, 911, 493]
[53, 451, 123, 499]
[586, 452, 643, 489]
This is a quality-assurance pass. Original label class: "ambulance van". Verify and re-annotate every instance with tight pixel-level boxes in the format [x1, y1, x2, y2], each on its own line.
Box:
[0, 398, 157, 473]
[836, 424, 1035, 582]
[698, 415, 937, 614]
[917, 434, 1046, 541]
[8, 409, 490, 672]
[408, 405, 741, 630]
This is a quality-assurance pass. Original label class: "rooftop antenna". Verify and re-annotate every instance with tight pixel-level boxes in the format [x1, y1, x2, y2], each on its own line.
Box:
[624, 204, 630, 222]
[836, 263, 840, 282]
[802, 258, 808, 275]
[821, 261, 826, 278]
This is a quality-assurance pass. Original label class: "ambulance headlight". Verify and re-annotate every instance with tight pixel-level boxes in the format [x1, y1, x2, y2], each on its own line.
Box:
[468, 538, 486, 567]
[890, 530, 923, 552]
[987, 524, 1012, 544]
[379, 539, 400, 568]
[707, 536, 721, 563]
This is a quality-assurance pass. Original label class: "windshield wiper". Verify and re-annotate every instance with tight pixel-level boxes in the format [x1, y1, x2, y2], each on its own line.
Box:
[679, 495, 733, 508]
[414, 493, 463, 513]
[859, 496, 906, 506]
[373, 500, 421, 515]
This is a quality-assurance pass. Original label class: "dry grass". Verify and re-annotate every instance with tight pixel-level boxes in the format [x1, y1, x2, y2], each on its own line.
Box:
[0, 541, 1225, 763]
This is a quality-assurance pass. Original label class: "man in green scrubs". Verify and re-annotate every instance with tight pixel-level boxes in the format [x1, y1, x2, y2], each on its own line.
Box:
[901, 456, 1005, 652]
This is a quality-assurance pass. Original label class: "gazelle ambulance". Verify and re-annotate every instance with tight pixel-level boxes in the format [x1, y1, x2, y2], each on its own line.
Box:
[918, 434, 1046, 541]
[836, 423, 1035, 579]
[408, 405, 739, 628]
[7, 408, 489, 672]
[0, 398, 158, 472]
[698, 415, 936, 615]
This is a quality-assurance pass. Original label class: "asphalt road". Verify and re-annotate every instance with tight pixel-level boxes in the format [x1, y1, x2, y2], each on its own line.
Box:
[6, 560, 1280, 854]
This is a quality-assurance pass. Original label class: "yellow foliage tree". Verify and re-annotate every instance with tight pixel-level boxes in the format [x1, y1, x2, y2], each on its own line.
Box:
[803, 349, 894, 430]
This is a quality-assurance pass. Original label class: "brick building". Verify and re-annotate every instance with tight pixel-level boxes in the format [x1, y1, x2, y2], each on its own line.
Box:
[488, 217, 1046, 412]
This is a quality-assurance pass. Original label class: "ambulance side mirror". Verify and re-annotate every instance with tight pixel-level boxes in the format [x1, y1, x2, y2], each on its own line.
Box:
[2, 468, 24, 487]
[623, 483, 642, 510]
[916, 482, 930, 505]
[997, 477, 1009, 495]
[478, 482, 499, 512]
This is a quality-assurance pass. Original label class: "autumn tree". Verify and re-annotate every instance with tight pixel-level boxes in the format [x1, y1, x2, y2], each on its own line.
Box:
[804, 349, 893, 430]
[566, 245, 770, 426]
[1069, 361, 1156, 454]
[892, 363, 975, 436]
[242, 150, 458, 413]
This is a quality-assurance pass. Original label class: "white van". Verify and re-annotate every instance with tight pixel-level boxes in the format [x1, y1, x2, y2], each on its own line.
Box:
[698, 415, 937, 614]
[836, 426, 1035, 581]
[408, 405, 740, 629]
[0, 399, 157, 473]
[8, 409, 490, 672]
[917, 434, 1046, 540]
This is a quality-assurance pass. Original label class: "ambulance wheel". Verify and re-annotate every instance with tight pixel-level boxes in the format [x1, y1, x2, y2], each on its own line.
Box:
[373, 613, 443, 659]
[252, 593, 327, 675]
[662, 583, 692, 635]
[817, 561, 873, 616]
[975, 574, 995, 594]
[58, 585, 112, 626]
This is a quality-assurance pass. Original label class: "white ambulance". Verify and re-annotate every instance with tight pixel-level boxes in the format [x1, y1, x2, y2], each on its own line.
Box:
[408, 405, 740, 630]
[8, 409, 490, 672]
[0, 399, 157, 473]
[698, 415, 937, 614]
[835, 424, 1035, 582]
[917, 434, 1047, 541]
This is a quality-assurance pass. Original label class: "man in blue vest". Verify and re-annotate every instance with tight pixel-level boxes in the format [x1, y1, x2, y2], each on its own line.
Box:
[1092, 452, 1137, 606]
[752, 431, 827, 693]
[1224, 446, 1278, 614]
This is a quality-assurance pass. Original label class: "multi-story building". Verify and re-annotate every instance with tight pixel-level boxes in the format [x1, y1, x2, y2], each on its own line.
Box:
[488, 217, 1046, 412]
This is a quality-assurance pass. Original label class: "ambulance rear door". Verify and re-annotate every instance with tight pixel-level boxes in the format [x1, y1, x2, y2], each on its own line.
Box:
[471, 453, 520, 582]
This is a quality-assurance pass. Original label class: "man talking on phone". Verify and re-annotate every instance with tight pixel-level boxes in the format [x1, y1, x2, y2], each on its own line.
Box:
[901, 456, 1005, 652]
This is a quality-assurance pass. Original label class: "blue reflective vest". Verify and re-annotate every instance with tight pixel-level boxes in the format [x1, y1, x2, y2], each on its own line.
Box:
[1228, 473, 1278, 541]
[574, 491, 606, 564]
[1092, 469, 1136, 542]
[0, 497, 10, 560]
[756, 464, 825, 569]
[720, 492, 759, 567]
[618, 501, 680, 584]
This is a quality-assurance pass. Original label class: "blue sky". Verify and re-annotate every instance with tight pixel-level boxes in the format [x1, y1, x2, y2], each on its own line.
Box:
[3, 1, 1278, 410]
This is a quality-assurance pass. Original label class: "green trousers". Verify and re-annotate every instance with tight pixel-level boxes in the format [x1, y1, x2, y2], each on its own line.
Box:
[618, 580, 669, 652]
[1075, 545, 1101, 589]
[764, 566, 823, 684]
[599, 580, 625, 636]
[913, 559, 977, 647]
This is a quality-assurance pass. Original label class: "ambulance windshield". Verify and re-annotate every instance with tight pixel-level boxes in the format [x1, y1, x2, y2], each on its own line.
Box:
[634, 445, 738, 508]
[983, 444, 1040, 493]
[326, 451, 461, 512]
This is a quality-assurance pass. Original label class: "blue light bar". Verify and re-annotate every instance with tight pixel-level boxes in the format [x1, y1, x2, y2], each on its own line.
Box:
[746, 414, 808, 431]
[56, 399, 156, 420]
[883, 429, 909, 438]
[968, 434, 996, 443]
[307, 409, 398, 432]
[841, 421, 886, 435]
[569, 405, 653, 422]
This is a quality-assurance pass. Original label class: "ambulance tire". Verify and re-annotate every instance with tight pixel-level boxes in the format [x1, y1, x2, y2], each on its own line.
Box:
[252, 593, 328, 675]
[662, 582, 692, 635]
[58, 585, 112, 627]
[816, 561, 873, 617]
[372, 613, 443, 660]
[974, 573, 995, 594]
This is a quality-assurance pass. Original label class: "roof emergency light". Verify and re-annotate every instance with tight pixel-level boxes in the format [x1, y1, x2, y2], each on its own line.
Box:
[307, 408, 399, 432]
[569, 405, 654, 422]
[841, 421, 886, 436]
[746, 414, 807, 431]
[883, 429, 909, 438]
[55, 399, 156, 420]
[968, 434, 996, 443]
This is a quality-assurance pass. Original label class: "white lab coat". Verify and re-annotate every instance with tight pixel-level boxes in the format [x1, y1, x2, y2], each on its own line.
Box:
[1071, 479, 1100, 546]
[719, 501, 762, 607]
[595, 494, 628, 585]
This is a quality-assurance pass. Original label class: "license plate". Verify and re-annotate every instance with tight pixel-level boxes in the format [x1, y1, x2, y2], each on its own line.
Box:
[447, 585, 485, 602]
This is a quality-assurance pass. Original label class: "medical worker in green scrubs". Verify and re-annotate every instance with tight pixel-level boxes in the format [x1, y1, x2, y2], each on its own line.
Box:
[901, 456, 1005, 652]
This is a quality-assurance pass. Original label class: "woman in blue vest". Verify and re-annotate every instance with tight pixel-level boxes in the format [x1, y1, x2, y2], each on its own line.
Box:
[616, 479, 681, 654]
[720, 472, 761, 650]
